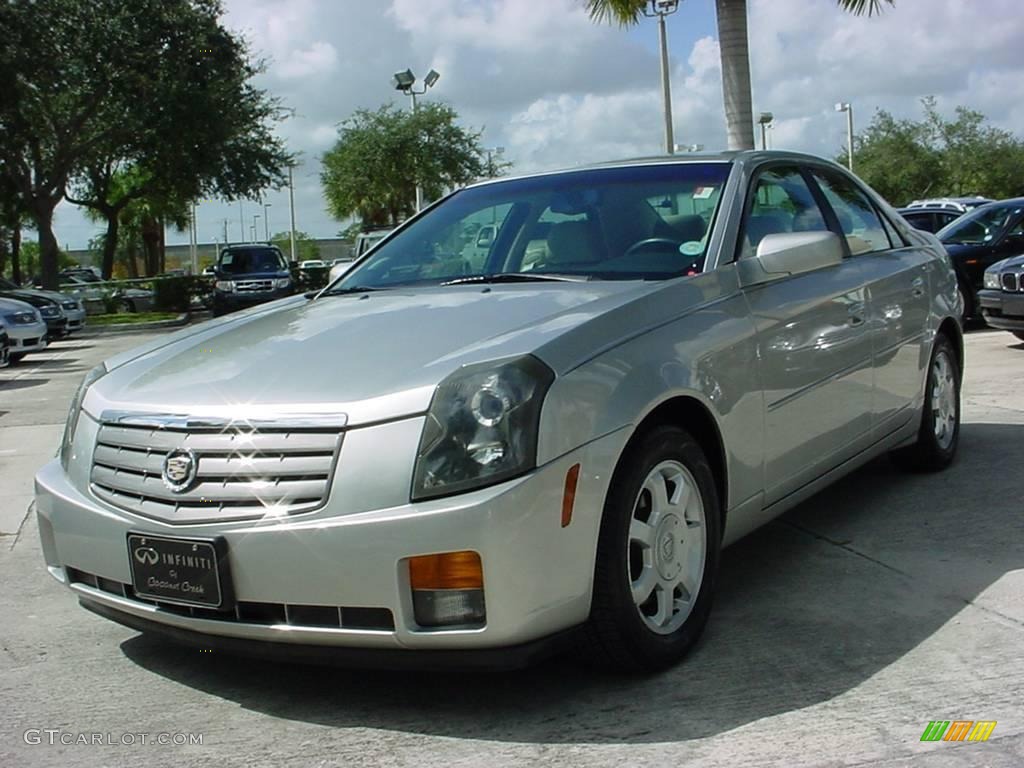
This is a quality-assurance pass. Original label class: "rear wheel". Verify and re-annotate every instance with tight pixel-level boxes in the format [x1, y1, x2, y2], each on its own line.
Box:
[891, 335, 960, 472]
[1013, 331, 1024, 342]
[120, 299, 136, 313]
[581, 425, 721, 671]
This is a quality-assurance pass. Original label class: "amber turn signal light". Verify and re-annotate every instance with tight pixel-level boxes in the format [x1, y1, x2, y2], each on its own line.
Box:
[408, 551, 483, 590]
[561, 463, 581, 528]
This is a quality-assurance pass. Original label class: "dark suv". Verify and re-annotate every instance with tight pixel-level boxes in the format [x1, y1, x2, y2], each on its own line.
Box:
[938, 198, 1024, 318]
[212, 244, 294, 316]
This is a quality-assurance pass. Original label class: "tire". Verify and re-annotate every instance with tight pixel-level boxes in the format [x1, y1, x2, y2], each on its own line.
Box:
[120, 299, 136, 313]
[891, 335, 960, 472]
[9, 352, 26, 363]
[580, 425, 722, 671]
[1013, 332, 1024, 343]
[956, 279, 974, 321]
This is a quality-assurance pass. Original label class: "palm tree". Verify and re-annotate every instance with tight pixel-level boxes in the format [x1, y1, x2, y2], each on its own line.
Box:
[585, 0, 893, 150]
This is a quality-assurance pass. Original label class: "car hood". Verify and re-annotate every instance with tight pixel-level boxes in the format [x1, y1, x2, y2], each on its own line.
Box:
[991, 254, 1024, 271]
[20, 287, 74, 304]
[87, 282, 651, 426]
[0, 290, 56, 309]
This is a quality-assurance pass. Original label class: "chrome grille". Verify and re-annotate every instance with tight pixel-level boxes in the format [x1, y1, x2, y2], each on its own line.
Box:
[91, 421, 342, 524]
[235, 279, 273, 293]
[1002, 272, 1021, 292]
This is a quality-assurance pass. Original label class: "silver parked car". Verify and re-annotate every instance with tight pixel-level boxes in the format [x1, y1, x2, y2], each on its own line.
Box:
[0, 296, 48, 362]
[35, 151, 962, 670]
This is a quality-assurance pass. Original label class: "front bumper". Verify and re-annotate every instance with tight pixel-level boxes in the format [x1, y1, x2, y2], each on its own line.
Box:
[42, 316, 68, 339]
[35, 423, 627, 658]
[63, 309, 86, 332]
[6, 322, 48, 354]
[978, 289, 1024, 330]
[213, 289, 292, 313]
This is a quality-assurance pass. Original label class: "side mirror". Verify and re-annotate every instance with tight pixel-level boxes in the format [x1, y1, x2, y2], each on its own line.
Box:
[289, 260, 299, 270]
[738, 231, 844, 287]
[476, 227, 494, 248]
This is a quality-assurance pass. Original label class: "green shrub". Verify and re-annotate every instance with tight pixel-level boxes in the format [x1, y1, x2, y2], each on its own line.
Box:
[153, 276, 190, 312]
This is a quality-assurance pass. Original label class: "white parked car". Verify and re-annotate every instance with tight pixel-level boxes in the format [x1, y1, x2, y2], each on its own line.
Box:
[0, 296, 48, 362]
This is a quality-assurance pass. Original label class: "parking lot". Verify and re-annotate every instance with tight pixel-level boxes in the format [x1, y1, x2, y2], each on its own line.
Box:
[1, 327, 1022, 768]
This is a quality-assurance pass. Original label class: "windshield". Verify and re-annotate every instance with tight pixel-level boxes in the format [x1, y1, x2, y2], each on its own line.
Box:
[333, 163, 730, 290]
[938, 204, 1021, 244]
[218, 247, 287, 274]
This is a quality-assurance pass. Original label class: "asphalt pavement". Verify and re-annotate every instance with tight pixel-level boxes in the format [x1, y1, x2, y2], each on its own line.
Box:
[1, 325, 1022, 768]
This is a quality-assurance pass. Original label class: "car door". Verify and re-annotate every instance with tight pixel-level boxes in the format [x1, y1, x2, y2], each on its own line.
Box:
[738, 165, 873, 504]
[808, 167, 932, 435]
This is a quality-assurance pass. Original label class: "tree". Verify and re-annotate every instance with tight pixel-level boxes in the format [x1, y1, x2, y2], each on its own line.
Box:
[321, 103, 487, 227]
[0, 0, 288, 288]
[271, 231, 320, 262]
[848, 98, 1024, 204]
[584, 0, 893, 150]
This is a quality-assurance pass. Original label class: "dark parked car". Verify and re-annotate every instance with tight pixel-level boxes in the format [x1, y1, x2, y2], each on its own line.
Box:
[896, 207, 963, 234]
[979, 255, 1024, 340]
[0, 290, 67, 339]
[937, 198, 1024, 318]
[212, 244, 294, 316]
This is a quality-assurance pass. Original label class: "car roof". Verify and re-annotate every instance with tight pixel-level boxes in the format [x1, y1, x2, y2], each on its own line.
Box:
[463, 149, 852, 190]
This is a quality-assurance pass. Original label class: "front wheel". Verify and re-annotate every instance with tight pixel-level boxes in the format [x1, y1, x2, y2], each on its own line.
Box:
[581, 425, 721, 671]
[1013, 331, 1024, 343]
[891, 335, 960, 472]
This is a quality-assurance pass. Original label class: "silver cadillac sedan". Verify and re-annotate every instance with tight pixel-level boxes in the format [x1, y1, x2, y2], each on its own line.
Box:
[35, 151, 962, 670]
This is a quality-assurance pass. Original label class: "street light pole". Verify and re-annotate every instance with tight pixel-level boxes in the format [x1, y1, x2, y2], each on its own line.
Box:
[263, 201, 271, 241]
[835, 102, 854, 171]
[643, 1, 681, 155]
[288, 165, 297, 264]
[758, 112, 774, 151]
[238, 201, 245, 243]
[392, 68, 440, 213]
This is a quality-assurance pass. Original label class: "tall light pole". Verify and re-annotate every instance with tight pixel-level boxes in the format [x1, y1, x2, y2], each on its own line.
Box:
[189, 202, 198, 274]
[238, 201, 245, 242]
[392, 67, 440, 212]
[288, 164, 298, 264]
[758, 112, 774, 151]
[262, 201, 271, 241]
[643, 1, 681, 155]
[483, 146, 505, 178]
[835, 102, 854, 171]
[252, 214, 260, 243]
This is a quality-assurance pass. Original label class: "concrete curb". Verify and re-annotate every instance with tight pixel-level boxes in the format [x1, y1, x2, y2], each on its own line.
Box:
[80, 313, 191, 334]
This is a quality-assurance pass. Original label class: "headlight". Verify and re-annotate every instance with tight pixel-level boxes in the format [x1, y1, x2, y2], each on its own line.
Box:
[983, 271, 1001, 290]
[274, 278, 291, 289]
[4, 311, 36, 325]
[411, 356, 554, 500]
[215, 280, 235, 292]
[40, 305, 60, 317]
[59, 363, 107, 469]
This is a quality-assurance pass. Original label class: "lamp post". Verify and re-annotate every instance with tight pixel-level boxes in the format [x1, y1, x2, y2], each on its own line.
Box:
[189, 202, 198, 275]
[252, 214, 260, 243]
[483, 146, 505, 178]
[643, 0, 681, 155]
[392, 67, 440, 212]
[758, 112, 774, 151]
[238, 201, 245, 243]
[835, 102, 854, 171]
[263, 201, 271, 241]
[288, 165, 298, 264]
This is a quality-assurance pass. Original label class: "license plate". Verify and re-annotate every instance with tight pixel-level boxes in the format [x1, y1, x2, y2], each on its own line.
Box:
[1002, 294, 1024, 317]
[127, 534, 231, 609]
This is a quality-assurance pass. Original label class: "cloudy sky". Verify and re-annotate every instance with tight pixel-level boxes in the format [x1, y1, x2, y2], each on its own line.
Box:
[49, 0, 1024, 251]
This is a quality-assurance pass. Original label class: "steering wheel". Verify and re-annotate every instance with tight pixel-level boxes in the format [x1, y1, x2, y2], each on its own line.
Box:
[623, 237, 683, 258]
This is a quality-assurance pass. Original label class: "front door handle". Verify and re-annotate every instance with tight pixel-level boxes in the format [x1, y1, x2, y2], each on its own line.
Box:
[848, 302, 866, 327]
[911, 276, 925, 297]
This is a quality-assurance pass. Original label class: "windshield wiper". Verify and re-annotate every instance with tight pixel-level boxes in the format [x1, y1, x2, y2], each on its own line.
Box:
[440, 272, 588, 286]
[316, 285, 386, 297]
